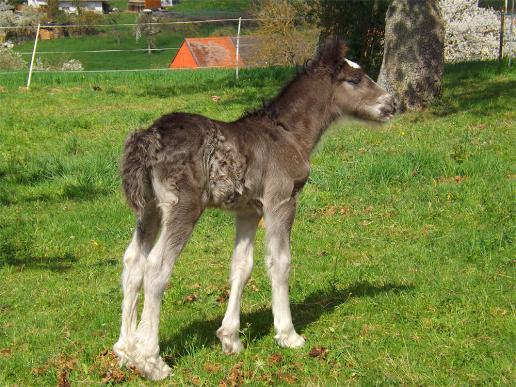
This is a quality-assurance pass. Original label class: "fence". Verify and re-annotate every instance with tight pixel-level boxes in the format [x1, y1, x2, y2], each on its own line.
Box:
[0, 10, 514, 88]
[1, 17, 264, 87]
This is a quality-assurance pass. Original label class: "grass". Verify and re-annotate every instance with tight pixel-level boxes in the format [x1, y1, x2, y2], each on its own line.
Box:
[0, 62, 515, 385]
[166, 0, 251, 18]
[7, 0, 253, 72]
[11, 22, 241, 71]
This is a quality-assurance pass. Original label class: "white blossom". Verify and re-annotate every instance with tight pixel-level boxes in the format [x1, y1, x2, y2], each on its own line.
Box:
[61, 59, 84, 71]
[442, 0, 500, 62]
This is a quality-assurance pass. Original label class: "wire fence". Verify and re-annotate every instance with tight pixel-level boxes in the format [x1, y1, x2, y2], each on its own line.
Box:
[0, 12, 514, 86]
[0, 16, 268, 85]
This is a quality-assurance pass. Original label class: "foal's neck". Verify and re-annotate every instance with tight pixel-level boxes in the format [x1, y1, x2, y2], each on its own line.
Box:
[270, 73, 335, 156]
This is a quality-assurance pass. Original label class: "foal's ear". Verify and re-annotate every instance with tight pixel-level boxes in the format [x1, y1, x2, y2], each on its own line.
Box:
[316, 37, 348, 70]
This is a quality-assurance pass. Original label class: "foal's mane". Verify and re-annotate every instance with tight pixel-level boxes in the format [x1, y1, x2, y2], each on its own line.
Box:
[240, 37, 348, 123]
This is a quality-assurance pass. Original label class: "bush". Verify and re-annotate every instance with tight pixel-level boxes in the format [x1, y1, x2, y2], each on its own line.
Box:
[61, 59, 83, 71]
[67, 11, 103, 36]
[32, 57, 51, 71]
[442, 0, 500, 62]
[250, 0, 319, 66]
[0, 47, 26, 70]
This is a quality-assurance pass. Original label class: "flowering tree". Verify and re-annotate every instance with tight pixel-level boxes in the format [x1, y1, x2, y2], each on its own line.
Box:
[0, 1, 40, 42]
[135, 11, 161, 55]
[441, 0, 500, 62]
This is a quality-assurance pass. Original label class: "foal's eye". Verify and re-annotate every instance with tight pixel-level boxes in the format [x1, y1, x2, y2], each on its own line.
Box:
[346, 75, 362, 85]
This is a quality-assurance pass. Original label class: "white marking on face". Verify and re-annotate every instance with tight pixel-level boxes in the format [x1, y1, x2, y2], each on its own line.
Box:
[345, 58, 360, 69]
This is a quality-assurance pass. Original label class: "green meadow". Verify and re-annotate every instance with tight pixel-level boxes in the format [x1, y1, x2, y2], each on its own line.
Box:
[6, 0, 253, 72]
[0, 62, 514, 385]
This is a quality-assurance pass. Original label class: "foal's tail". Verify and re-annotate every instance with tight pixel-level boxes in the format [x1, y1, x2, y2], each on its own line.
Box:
[121, 128, 159, 215]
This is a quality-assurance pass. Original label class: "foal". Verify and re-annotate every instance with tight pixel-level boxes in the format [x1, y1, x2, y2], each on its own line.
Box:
[113, 39, 396, 380]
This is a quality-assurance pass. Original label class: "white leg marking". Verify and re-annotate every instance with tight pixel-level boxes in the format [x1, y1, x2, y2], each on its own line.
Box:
[123, 224, 175, 381]
[113, 213, 158, 365]
[217, 213, 260, 354]
[265, 203, 305, 349]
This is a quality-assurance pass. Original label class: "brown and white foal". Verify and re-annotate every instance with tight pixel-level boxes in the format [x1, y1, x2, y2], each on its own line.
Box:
[113, 39, 396, 380]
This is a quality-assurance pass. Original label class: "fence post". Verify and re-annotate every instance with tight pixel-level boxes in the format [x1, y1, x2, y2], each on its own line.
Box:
[26, 23, 41, 89]
[510, 0, 514, 67]
[235, 17, 241, 80]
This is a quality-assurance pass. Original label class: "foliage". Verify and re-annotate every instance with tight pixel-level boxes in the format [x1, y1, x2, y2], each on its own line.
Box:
[478, 0, 506, 11]
[46, 0, 60, 21]
[32, 56, 51, 71]
[0, 46, 25, 69]
[66, 11, 104, 36]
[0, 62, 514, 385]
[0, 4, 16, 29]
[135, 11, 161, 54]
[0, 3, 40, 42]
[249, 0, 319, 66]
[442, 0, 500, 63]
[0, 0, 13, 11]
[314, 0, 390, 77]
[61, 58, 83, 71]
[5, 0, 24, 7]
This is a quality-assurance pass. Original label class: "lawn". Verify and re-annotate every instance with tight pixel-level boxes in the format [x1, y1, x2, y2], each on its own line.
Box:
[12, 22, 241, 71]
[165, 0, 252, 18]
[9, 0, 252, 72]
[0, 62, 514, 385]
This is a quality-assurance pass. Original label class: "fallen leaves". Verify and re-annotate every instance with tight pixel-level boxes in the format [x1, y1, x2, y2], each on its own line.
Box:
[217, 289, 230, 304]
[436, 175, 468, 185]
[268, 353, 283, 364]
[56, 356, 77, 387]
[93, 349, 133, 384]
[0, 348, 12, 357]
[276, 371, 297, 384]
[219, 362, 245, 387]
[308, 346, 328, 360]
[319, 205, 352, 217]
[204, 361, 222, 373]
[184, 294, 199, 303]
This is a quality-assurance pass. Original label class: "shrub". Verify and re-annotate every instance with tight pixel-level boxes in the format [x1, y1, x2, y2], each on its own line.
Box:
[32, 57, 51, 71]
[442, 0, 500, 62]
[61, 59, 83, 71]
[249, 0, 320, 66]
[0, 47, 26, 70]
[67, 11, 103, 36]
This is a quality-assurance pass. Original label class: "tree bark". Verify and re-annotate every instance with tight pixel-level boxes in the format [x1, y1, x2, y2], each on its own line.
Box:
[377, 0, 444, 112]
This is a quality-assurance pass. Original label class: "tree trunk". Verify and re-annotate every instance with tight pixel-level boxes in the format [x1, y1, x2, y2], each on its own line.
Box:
[377, 0, 444, 112]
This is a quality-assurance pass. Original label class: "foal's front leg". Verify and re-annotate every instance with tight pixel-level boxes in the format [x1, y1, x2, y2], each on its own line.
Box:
[217, 212, 260, 353]
[264, 198, 305, 348]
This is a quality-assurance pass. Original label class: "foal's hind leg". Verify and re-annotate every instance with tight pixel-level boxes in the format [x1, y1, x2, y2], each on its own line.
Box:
[217, 212, 260, 353]
[124, 194, 202, 381]
[114, 203, 159, 362]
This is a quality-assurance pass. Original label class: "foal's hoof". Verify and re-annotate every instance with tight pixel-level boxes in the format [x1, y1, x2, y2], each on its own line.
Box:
[113, 340, 130, 365]
[216, 328, 244, 354]
[135, 355, 172, 381]
[113, 340, 172, 381]
[276, 331, 305, 348]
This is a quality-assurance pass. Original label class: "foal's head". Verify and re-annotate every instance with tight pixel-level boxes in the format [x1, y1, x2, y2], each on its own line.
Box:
[311, 38, 396, 123]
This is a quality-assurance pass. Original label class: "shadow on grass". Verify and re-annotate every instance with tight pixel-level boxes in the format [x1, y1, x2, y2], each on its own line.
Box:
[432, 61, 516, 117]
[161, 281, 413, 363]
[0, 248, 78, 272]
[433, 78, 516, 117]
